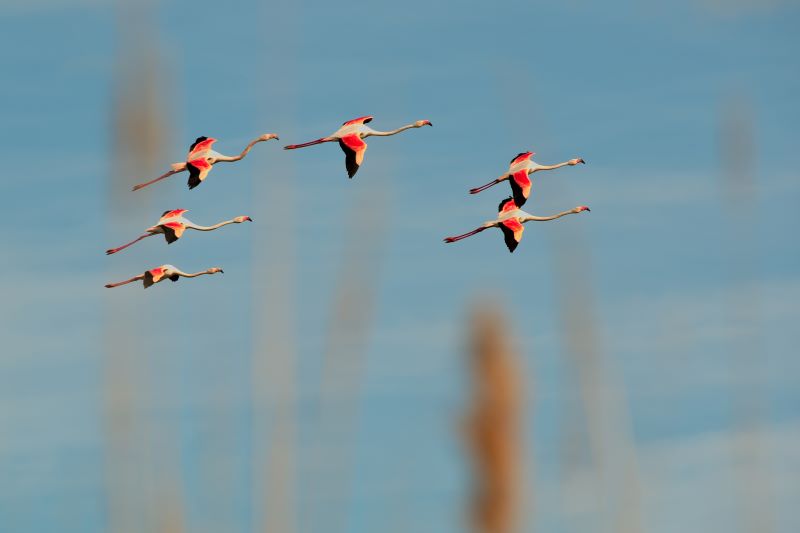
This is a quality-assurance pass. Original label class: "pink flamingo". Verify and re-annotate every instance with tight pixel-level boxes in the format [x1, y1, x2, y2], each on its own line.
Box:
[284, 115, 432, 178]
[469, 152, 585, 207]
[105, 265, 223, 289]
[444, 197, 590, 253]
[131, 133, 279, 191]
[105, 209, 252, 255]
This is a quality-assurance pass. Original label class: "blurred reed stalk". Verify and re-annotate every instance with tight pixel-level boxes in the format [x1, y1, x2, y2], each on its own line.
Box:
[552, 222, 644, 533]
[463, 304, 524, 533]
[252, 3, 301, 531]
[309, 179, 389, 533]
[251, 123, 298, 533]
[104, 0, 186, 531]
[718, 96, 773, 533]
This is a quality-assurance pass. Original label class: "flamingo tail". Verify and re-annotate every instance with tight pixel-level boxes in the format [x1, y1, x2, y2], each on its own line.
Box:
[132, 167, 182, 191]
[444, 227, 486, 243]
[105, 234, 152, 255]
[283, 138, 330, 150]
[469, 179, 501, 194]
[104, 276, 142, 288]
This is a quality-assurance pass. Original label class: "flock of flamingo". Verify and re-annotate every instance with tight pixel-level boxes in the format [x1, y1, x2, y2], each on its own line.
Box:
[105, 115, 588, 289]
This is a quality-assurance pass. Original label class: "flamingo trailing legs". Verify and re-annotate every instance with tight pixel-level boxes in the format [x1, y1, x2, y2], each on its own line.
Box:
[469, 152, 585, 207]
[444, 197, 590, 253]
[131, 133, 279, 191]
[105, 209, 252, 255]
[284, 115, 432, 178]
[105, 265, 223, 289]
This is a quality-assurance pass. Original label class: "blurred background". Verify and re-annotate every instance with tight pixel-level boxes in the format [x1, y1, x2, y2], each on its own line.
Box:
[0, 0, 798, 532]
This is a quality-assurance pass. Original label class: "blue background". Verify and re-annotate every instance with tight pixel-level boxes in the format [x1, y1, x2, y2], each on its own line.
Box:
[0, 1, 798, 532]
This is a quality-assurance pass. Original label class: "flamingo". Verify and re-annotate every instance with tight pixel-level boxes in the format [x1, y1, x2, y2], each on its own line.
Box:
[131, 133, 280, 191]
[468, 152, 585, 207]
[105, 209, 252, 255]
[283, 115, 432, 178]
[444, 197, 590, 253]
[105, 265, 223, 289]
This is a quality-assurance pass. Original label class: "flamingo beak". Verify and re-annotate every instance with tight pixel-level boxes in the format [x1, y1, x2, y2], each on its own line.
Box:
[219, 269, 224, 274]
[579, 158, 586, 164]
[425, 121, 433, 126]
[245, 216, 253, 222]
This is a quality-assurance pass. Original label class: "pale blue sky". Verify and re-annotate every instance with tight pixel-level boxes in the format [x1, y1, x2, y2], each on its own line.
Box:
[0, 1, 798, 532]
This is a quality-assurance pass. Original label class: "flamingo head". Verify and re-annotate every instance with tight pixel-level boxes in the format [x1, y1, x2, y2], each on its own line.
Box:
[208, 267, 224, 274]
[234, 216, 253, 223]
[415, 120, 433, 127]
[574, 206, 591, 213]
[569, 158, 586, 165]
[258, 133, 280, 141]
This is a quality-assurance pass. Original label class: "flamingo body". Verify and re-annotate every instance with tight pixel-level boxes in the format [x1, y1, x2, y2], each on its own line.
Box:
[284, 115, 432, 178]
[444, 197, 590, 253]
[105, 209, 252, 255]
[469, 151, 585, 207]
[131, 133, 279, 191]
[105, 265, 223, 289]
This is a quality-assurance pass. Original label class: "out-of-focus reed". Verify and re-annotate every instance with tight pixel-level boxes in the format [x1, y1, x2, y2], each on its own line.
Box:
[104, 1, 186, 532]
[463, 304, 524, 533]
[719, 96, 773, 533]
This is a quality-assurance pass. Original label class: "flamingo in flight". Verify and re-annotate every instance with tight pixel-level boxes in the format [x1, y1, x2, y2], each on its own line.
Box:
[105, 209, 252, 255]
[131, 133, 280, 191]
[469, 152, 585, 207]
[105, 265, 223, 289]
[284, 116, 432, 178]
[444, 197, 590, 253]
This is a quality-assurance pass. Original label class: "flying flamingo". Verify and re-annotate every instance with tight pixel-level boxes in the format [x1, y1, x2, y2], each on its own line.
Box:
[444, 197, 590, 253]
[131, 133, 280, 191]
[283, 115, 432, 178]
[105, 265, 223, 289]
[105, 209, 252, 255]
[469, 152, 585, 207]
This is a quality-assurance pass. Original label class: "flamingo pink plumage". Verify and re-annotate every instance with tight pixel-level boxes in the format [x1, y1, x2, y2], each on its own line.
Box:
[444, 197, 590, 253]
[284, 116, 432, 178]
[105, 209, 252, 255]
[469, 152, 585, 207]
[105, 265, 223, 289]
[131, 133, 279, 191]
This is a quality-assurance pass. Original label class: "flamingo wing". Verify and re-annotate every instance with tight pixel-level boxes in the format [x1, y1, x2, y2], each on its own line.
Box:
[144, 267, 166, 288]
[187, 158, 212, 189]
[498, 196, 518, 215]
[509, 170, 531, 207]
[499, 218, 524, 253]
[342, 115, 373, 126]
[158, 209, 188, 223]
[509, 151, 533, 166]
[338, 134, 367, 178]
[187, 137, 216, 159]
[160, 222, 185, 244]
